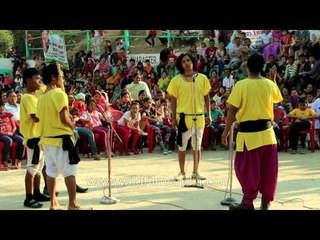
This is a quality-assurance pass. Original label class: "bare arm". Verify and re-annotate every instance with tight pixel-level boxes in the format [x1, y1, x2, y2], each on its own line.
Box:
[60, 107, 75, 129]
[204, 94, 211, 124]
[222, 104, 238, 143]
[170, 95, 177, 128]
[30, 114, 39, 122]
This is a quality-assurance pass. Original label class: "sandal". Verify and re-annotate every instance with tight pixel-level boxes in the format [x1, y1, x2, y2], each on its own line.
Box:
[24, 199, 43, 209]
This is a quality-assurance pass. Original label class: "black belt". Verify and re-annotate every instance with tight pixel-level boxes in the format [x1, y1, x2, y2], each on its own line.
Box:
[179, 113, 204, 116]
[239, 119, 272, 133]
[48, 135, 80, 165]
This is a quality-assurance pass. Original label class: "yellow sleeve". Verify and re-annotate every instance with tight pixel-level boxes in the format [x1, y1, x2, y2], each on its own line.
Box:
[53, 90, 69, 113]
[167, 76, 178, 98]
[227, 83, 242, 108]
[202, 75, 211, 96]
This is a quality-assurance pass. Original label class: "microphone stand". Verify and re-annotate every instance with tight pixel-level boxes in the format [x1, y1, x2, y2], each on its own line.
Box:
[84, 87, 120, 204]
[220, 122, 237, 206]
[184, 73, 204, 189]
[96, 104, 120, 204]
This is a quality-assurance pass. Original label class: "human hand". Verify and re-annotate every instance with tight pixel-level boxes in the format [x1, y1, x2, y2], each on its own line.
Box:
[205, 116, 212, 125]
[221, 130, 229, 145]
[171, 118, 177, 128]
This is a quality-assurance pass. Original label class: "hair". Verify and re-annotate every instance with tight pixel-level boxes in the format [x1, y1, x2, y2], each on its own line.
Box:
[22, 67, 40, 86]
[87, 99, 96, 106]
[298, 97, 306, 104]
[247, 52, 265, 74]
[131, 100, 140, 107]
[132, 73, 140, 79]
[138, 90, 146, 96]
[6, 89, 15, 98]
[160, 99, 167, 104]
[157, 89, 164, 95]
[0, 99, 4, 106]
[143, 96, 152, 103]
[120, 90, 129, 98]
[42, 63, 59, 85]
[175, 52, 197, 74]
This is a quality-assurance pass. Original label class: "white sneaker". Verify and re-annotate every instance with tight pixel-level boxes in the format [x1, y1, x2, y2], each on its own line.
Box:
[191, 173, 206, 180]
[174, 172, 186, 181]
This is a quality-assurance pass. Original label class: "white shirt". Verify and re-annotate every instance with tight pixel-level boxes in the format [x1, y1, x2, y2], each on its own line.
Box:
[117, 111, 141, 126]
[222, 76, 234, 89]
[4, 102, 20, 121]
[310, 98, 320, 129]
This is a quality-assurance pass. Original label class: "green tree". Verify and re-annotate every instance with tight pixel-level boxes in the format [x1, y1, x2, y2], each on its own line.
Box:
[0, 30, 15, 57]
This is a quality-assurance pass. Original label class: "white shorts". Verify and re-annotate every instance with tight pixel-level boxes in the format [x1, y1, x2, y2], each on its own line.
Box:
[178, 128, 204, 151]
[43, 145, 77, 178]
[26, 147, 45, 176]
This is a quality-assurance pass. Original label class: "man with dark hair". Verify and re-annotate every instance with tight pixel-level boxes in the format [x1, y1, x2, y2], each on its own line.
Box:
[287, 97, 317, 154]
[37, 63, 91, 210]
[222, 52, 283, 210]
[167, 52, 211, 181]
[21, 68, 50, 208]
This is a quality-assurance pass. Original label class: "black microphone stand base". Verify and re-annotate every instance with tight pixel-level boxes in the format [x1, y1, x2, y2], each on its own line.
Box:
[220, 197, 237, 206]
[100, 196, 120, 204]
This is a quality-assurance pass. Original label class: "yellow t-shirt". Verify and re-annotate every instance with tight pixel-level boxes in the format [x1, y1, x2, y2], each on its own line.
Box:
[35, 84, 46, 97]
[289, 108, 317, 122]
[167, 73, 211, 128]
[37, 88, 73, 147]
[20, 93, 39, 145]
[227, 78, 282, 151]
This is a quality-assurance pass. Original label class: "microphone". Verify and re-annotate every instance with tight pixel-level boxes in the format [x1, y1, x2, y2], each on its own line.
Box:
[192, 73, 198, 82]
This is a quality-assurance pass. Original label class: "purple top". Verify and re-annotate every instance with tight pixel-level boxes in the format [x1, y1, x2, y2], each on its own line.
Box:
[272, 30, 282, 40]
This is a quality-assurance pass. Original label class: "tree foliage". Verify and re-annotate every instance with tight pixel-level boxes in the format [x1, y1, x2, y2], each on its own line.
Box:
[0, 30, 15, 57]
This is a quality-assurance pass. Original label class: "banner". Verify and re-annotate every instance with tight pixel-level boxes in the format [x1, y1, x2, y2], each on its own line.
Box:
[127, 54, 160, 66]
[0, 58, 35, 76]
[43, 31, 69, 70]
[241, 30, 264, 46]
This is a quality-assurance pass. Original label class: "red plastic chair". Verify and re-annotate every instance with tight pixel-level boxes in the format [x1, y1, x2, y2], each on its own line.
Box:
[283, 117, 316, 152]
[0, 141, 20, 170]
[0, 142, 3, 171]
[109, 109, 124, 154]
[273, 106, 288, 150]
[78, 133, 104, 158]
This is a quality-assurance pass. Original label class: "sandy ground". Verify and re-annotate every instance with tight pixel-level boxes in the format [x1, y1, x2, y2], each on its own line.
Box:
[1, 147, 319, 210]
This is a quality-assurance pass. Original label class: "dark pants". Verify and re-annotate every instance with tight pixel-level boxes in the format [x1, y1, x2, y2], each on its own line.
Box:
[75, 127, 98, 155]
[235, 144, 278, 206]
[145, 34, 155, 46]
[0, 134, 24, 162]
[289, 121, 311, 150]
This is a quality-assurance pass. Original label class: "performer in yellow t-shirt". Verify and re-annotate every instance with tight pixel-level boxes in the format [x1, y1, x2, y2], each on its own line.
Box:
[21, 68, 50, 208]
[167, 52, 211, 181]
[38, 63, 90, 210]
[222, 53, 282, 210]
